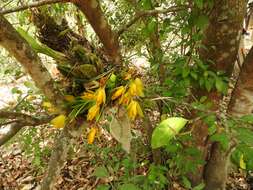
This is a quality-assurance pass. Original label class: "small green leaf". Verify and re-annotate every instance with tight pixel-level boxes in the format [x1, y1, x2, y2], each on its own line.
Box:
[195, 15, 209, 29]
[96, 185, 110, 190]
[147, 19, 157, 35]
[11, 87, 22, 94]
[193, 183, 205, 190]
[182, 176, 191, 188]
[93, 166, 109, 178]
[240, 154, 246, 169]
[210, 132, 229, 150]
[240, 114, 253, 124]
[119, 183, 141, 190]
[141, 0, 152, 10]
[215, 78, 227, 94]
[151, 117, 188, 149]
[194, 0, 204, 9]
[182, 67, 190, 78]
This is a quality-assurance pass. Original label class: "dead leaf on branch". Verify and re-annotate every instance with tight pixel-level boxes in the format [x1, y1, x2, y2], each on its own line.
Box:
[108, 107, 131, 153]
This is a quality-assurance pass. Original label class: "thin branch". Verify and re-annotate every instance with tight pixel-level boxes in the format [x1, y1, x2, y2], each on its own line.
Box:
[117, 6, 188, 36]
[0, 0, 70, 15]
[13, 94, 29, 110]
[0, 110, 51, 126]
[0, 117, 51, 147]
[0, 120, 20, 128]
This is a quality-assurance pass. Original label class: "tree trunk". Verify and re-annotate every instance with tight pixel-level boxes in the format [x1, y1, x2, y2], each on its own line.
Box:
[188, 0, 246, 188]
[199, 1, 246, 189]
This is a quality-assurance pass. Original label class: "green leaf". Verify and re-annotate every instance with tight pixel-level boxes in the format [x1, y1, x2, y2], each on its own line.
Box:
[119, 183, 141, 190]
[17, 27, 67, 62]
[182, 67, 190, 78]
[11, 87, 22, 94]
[239, 154, 246, 169]
[210, 132, 229, 150]
[141, 0, 152, 10]
[96, 185, 110, 190]
[151, 117, 188, 149]
[194, 0, 204, 9]
[195, 15, 209, 29]
[193, 183, 205, 190]
[93, 166, 109, 178]
[182, 176, 191, 188]
[240, 114, 253, 124]
[205, 79, 213, 92]
[215, 77, 227, 94]
[147, 19, 157, 35]
[236, 128, 253, 146]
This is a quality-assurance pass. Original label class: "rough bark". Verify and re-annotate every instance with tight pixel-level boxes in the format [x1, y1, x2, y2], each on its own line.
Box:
[199, 1, 246, 189]
[0, 15, 64, 108]
[0, 115, 50, 147]
[41, 121, 86, 190]
[228, 46, 253, 116]
[74, 0, 122, 65]
[0, 124, 23, 146]
[207, 41, 253, 190]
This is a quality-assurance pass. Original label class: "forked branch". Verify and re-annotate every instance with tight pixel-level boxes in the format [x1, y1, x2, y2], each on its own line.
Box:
[0, 0, 70, 15]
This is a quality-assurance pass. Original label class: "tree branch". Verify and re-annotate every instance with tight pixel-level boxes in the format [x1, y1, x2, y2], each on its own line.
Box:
[0, 110, 51, 126]
[0, 15, 64, 108]
[0, 0, 70, 15]
[0, 116, 51, 147]
[0, 123, 23, 146]
[117, 6, 187, 36]
[74, 0, 122, 65]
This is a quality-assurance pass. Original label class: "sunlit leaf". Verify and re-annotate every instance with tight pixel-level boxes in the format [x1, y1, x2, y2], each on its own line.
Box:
[240, 154, 246, 170]
[151, 117, 188, 149]
[93, 166, 109, 178]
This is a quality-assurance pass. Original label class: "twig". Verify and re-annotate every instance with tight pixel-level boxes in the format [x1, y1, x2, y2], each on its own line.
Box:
[13, 94, 29, 110]
[0, 110, 52, 126]
[117, 6, 188, 36]
[0, 0, 70, 15]
[0, 123, 23, 146]
[0, 120, 20, 128]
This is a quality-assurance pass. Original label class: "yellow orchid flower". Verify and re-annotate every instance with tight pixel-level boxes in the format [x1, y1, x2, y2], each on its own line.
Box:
[127, 100, 143, 120]
[42, 101, 59, 114]
[96, 87, 106, 105]
[87, 104, 100, 121]
[81, 91, 95, 100]
[124, 73, 132, 80]
[64, 95, 75, 102]
[87, 126, 98, 144]
[42, 101, 52, 108]
[112, 86, 125, 100]
[134, 78, 144, 97]
[129, 80, 137, 96]
[51, 114, 66, 128]
[119, 92, 131, 105]
[128, 78, 144, 97]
